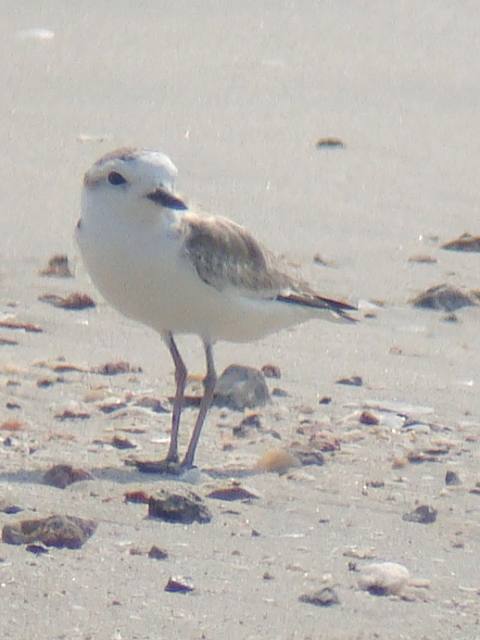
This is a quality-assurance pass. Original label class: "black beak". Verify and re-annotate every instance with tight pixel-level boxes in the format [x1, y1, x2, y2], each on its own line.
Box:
[146, 188, 188, 210]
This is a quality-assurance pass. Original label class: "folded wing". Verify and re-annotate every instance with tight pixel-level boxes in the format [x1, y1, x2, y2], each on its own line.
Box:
[181, 213, 356, 322]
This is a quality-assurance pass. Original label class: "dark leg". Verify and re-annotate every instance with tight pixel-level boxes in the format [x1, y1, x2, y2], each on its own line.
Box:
[163, 332, 187, 463]
[181, 341, 216, 469]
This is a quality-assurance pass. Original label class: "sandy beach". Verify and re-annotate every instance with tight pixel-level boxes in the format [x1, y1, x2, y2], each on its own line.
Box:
[1, 3, 479, 639]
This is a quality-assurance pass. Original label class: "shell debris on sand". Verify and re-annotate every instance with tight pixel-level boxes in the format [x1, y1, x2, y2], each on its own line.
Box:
[442, 232, 480, 252]
[254, 448, 301, 474]
[38, 292, 96, 310]
[39, 254, 73, 278]
[410, 284, 477, 312]
[358, 562, 429, 599]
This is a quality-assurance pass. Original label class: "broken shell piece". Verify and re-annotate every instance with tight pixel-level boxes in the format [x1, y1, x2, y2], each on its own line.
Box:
[358, 562, 410, 596]
[39, 254, 73, 278]
[410, 284, 476, 312]
[255, 448, 301, 473]
[38, 292, 95, 310]
[442, 233, 480, 252]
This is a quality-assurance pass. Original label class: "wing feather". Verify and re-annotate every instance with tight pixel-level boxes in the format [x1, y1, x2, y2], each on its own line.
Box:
[181, 213, 356, 321]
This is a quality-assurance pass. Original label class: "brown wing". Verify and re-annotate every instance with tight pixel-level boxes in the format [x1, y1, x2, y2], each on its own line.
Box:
[182, 213, 291, 294]
[181, 213, 356, 320]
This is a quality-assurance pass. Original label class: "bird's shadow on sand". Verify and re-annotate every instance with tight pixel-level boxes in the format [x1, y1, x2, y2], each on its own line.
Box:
[0, 463, 259, 489]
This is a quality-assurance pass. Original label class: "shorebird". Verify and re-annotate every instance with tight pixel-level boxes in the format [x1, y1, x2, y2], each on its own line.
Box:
[76, 148, 356, 471]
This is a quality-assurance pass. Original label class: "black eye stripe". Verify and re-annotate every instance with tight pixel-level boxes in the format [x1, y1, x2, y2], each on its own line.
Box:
[146, 188, 188, 210]
[107, 171, 127, 186]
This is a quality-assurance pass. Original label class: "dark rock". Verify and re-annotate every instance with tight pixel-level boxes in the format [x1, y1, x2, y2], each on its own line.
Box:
[206, 486, 259, 502]
[0, 501, 23, 514]
[318, 396, 332, 405]
[402, 505, 437, 524]
[336, 375, 363, 387]
[271, 387, 288, 398]
[214, 365, 270, 411]
[445, 470, 461, 486]
[164, 576, 194, 593]
[39, 254, 73, 278]
[148, 489, 212, 524]
[26, 543, 49, 555]
[261, 364, 281, 379]
[2, 515, 97, 548]
[38, 292, 95, 310]
[442, 233, 480, 252]
[299, 587, 340, 607]
[148, 545, 168, 560]
[43, 464, 93, 489]
[410, 284, 476, 312]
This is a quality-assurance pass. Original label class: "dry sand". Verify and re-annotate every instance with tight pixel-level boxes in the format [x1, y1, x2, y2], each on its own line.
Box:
[1, 3, 480, 639]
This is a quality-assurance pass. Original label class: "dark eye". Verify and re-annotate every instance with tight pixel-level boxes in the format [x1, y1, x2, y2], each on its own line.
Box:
[107, 171, 127, 186]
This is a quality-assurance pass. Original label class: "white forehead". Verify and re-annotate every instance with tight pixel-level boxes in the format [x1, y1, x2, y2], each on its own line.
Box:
[87, 147, 178, 190]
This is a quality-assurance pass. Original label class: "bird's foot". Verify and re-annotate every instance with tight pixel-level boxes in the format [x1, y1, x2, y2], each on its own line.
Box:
[134, 458, 184, 475]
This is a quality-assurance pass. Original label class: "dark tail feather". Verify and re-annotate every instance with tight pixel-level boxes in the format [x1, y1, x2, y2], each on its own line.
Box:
[276, 293, 358, 322]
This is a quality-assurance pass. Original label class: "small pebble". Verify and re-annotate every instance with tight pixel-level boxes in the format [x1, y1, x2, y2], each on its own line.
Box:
[148, 488, 212, 524]
[316, 137, 345, 149]
[26, 543, 49, 555]
[336, 375, 363, 387]
[214, 365, 270, 410]
[299, 587, 340, 607]
[111, 435, 136, 449]
[261, 364, 281, 379]
[92, 361, 142, 376]
[43, 464, 93, 489]
[407, 254, 437, 264]
[39, 254, 73, 278]
[124, 490, 150, 504]
[148, 545, 168, 560]
[206, 486, 259, 502]
[164, 576, 194, 593]
[2, 515, 97, 549]
[402, 505, 437, 524]
[410, 284, 476, 312]
[445, 470, 461, 486]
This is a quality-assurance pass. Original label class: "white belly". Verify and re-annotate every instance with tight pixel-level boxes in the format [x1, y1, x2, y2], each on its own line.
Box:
[76, 206, 315, 343]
